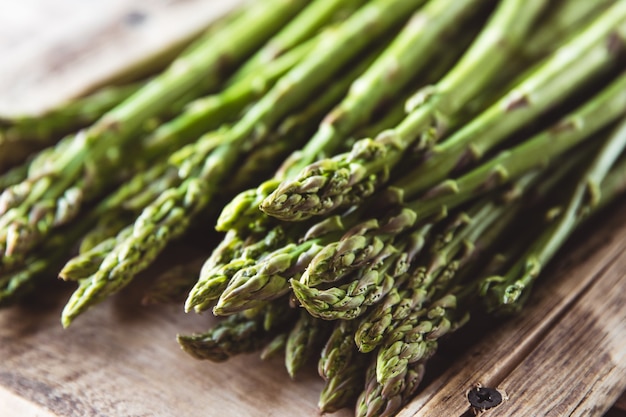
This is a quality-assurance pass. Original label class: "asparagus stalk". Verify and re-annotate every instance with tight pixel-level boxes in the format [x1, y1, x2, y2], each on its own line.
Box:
[213, 42, 383, 233]
[319, 350, 370, 413]
[218, 0, 486, 232]
[300, 209, 425, 287]
[0, 214, 96, 305]
[522, 0, 617, 60]
[178, 315, 273, 362]
[291, 242, 399, 321]
[260, 0, 549, 222]
[207, 69, 626, 325]
[293, 181, 528, 323]
[63, 37, 334, 275]
[285, 311, 330, 378]
[318, 319, 360, 381]
[66, 59, 355, 304]
[481, 117, 626, 313]
[145, 80, 356, 305]
[356, 357, 427, 417]
[177, 298, 295, 361]
[232, 0, 368, 81]
[141, 36, 317, 158]
[404, 70, 626, 223]
[0, 164, 28, 191]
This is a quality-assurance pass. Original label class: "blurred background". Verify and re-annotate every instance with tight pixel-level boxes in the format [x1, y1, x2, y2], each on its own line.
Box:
[0, 0, 243, 116]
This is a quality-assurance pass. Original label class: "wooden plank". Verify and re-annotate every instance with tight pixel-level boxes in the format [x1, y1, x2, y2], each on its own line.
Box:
[0, 262, 353, 417]
[0, 0, 244, 117]
[488, 248, 626, 416]
[397, 202, 626, 417]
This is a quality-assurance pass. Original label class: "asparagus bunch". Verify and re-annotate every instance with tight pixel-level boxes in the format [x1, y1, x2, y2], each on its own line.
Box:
[5, 1, 626, 416]
[216, 0, 490, 233]
[260, 1, 626, 222]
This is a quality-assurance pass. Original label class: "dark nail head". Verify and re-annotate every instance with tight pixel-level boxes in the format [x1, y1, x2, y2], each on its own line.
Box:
[467, 386, 503, 411]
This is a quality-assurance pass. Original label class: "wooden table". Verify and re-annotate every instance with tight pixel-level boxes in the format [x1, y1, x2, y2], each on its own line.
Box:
[1, 1, 626, 416]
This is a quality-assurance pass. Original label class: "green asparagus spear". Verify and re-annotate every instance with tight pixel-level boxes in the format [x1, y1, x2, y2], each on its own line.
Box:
[232, 0, 368, 81]
[177, 298, 294, 362]
[404, 70, 626, 223]
[292, 242, 402, 321]
[285, 311, 330, 378]
[481, 117, 626, 313]
[177, 314, 271, 362]
[318, 319, 360, 381]
[141, 37, 317, 158]
[319, 350, 370, 413]
[357, 357, 427, 417]
[394, 4, 626, 197]
[183, 49, 386, 313]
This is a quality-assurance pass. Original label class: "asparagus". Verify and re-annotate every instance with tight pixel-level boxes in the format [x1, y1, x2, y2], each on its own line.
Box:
[141, 36, 317, 158]
[182, 49, 385, 312]
[63, 56, 359, 308]
[177, 298, 294, 362]
[357, 358, 427, 417]
[212, 230, 342, 315]
[60, 0, 429, 326]
[0, 0, 304, 265]
[300, 209, 424, 287]
[291, 241, 404, 321]
[232, 0, 368, 81]
[522, 0, 617, 60]
[318, 319, 360, 381]
[260, 333, 288, 361]
[293, 180, 528, 323]
[481, 117, 626, 313]
[285, 311, 329, 378]
[0, 215, 95, 305]
[404, 70, 626, 223]
[189, 2, 485, 314]
[218, 0, 486, 232]
[260, 0, 549, 221]
[0, 164, 28, 192]
[177, 314, 271, 362]
[214, 42, 382, 232]
[200, 69, 626, 334]
[319, 350, 370, 413]
[393, 4, 626, 197]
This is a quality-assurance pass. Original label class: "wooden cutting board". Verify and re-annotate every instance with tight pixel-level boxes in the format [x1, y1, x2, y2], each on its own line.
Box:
[1, 1, 625, 416]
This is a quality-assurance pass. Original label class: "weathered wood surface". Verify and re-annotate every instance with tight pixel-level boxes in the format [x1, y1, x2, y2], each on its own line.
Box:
[1, 1, 625, 416]
[0, 0, 244, 117]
